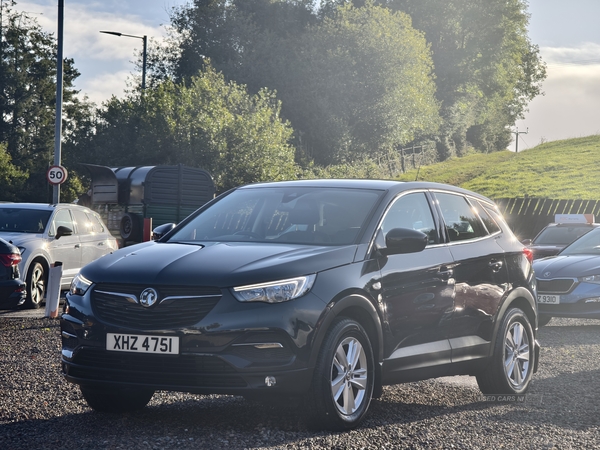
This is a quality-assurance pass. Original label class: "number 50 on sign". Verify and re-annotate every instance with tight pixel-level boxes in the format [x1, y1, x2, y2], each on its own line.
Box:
[47, 165, 68, 185]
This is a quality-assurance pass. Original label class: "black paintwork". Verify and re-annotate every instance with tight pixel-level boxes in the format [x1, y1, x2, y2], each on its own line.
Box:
[60, 180, 538, 397]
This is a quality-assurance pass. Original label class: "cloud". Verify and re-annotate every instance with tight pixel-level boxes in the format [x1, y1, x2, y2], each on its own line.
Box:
[514, 45, 600, 150]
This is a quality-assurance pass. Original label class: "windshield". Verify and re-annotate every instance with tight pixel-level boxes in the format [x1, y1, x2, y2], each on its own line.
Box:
[532, 226, 594, 245]
[560, 228, 600, 255]
[0, 208, 52, 233]
[167, 186, 383, 245]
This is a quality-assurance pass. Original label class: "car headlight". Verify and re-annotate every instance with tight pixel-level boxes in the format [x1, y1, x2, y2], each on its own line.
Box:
[579, 275, 600, 284]
[70, 274, 93, 296]
[231, 274, 316, 303]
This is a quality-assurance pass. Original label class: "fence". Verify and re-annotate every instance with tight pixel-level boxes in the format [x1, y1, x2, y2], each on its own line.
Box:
[495, 198, 600, 241]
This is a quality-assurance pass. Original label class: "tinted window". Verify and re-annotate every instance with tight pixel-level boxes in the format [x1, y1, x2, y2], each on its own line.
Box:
[168, 187, 383, 245]
[475, 201, 501, 234]
[533, 226, 594, 245]
[435, 192, 487, 242]
[381, 192, 438, 244]
[0, 208, 51, 233]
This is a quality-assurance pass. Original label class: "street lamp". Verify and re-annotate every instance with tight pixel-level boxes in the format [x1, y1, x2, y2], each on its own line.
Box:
[100, 30, 147, 90]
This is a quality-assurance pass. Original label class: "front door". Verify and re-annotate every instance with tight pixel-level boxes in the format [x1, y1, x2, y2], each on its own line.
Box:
[377, 192, 456, 381]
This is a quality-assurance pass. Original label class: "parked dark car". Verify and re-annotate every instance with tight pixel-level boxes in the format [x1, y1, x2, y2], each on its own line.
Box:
[61, 180, 539, 430]
[534, 226, 600, 326]
[0, 203, 118, 309]
[0, 237, 26, 309]
[522, 220, 600, 260]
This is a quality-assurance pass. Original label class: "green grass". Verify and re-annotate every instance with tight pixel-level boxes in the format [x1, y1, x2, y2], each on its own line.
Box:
[396, 135, 600, 199]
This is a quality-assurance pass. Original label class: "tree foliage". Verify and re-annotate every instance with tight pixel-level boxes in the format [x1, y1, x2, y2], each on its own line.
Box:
[0, 1, 90, 202]
[75, 65, 298, 192]
[380, 0, 546, 157]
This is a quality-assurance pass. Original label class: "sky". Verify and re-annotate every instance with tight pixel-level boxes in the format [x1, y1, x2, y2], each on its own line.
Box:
[13, 0, 600, 151]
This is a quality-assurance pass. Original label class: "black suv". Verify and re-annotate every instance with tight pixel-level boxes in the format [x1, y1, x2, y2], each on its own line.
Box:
[61, 180, 539, 430]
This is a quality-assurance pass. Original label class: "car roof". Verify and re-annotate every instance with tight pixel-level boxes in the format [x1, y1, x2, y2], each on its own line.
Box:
[0, 203, 87, 211]
[237, 179, 493, 202]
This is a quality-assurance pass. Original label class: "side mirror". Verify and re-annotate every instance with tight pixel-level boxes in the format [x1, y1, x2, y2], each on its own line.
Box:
[377, 227, 428, 256]
[55, 225, 73, 239]
[152, 223, 176, 240]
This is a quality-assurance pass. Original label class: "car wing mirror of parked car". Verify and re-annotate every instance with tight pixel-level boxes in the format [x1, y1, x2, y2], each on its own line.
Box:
[152, 223, 176, 241]
[55, 226, 73, 239]
[375, 227, 428, 256]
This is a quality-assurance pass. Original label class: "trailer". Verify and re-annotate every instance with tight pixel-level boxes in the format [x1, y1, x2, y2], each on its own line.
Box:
[80, 164, 215, 246]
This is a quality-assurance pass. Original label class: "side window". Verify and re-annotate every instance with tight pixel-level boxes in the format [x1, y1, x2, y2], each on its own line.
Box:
[381, 192, 438, 244]
[48, 209, 75, 237]
[435, 192, 487, 242]
[475, 201, 501, 234]
[72, 209, 93, 235]
[87, 212, 106, 233]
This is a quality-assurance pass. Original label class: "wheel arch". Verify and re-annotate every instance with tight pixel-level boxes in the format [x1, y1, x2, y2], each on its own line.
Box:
[309, 292, 384, 395]
[489, 286, 539, 371]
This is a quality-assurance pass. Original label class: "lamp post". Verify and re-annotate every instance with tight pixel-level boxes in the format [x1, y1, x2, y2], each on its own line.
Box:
[100, 30, 147, 90]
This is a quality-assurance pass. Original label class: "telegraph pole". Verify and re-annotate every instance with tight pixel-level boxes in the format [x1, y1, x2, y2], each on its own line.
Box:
[511, 127, 528, 153]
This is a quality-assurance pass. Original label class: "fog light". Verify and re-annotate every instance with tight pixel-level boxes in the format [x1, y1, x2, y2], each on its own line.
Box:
[265, 376, 276, 387]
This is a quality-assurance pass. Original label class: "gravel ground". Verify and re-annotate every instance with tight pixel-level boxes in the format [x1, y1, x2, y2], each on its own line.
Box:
[1, 315, 599, 450]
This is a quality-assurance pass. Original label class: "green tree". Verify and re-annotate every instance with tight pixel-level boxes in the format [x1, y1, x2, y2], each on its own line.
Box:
[0, 1, 91, 201]
[75, 65, 298, 192]
[0, 141, 27, 200]
[286, 2, 439, 165]
[381, 0, 546, 158]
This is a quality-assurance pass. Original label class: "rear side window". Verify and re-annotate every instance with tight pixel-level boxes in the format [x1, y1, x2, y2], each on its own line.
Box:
[435, 192, 487, 242]
[475, 201, 501, 234]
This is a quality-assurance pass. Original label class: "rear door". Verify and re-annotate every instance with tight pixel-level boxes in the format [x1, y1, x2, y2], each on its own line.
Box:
[432, 192, 510, 363]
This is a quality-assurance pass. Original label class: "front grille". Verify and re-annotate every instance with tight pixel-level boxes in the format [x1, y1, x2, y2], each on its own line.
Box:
[67, 348, 246, 388]
[91, 283, 222, 329]
[537, 278, 577, 294]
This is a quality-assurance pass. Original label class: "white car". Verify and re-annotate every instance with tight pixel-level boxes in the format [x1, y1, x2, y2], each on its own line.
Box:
[0, 203, 118, 308]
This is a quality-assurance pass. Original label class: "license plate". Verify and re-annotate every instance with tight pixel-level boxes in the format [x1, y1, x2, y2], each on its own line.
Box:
[537, 294, 560, 304]
[106, 333, 179, 354]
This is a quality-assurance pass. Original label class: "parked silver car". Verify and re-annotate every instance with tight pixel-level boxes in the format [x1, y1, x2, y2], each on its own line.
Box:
[0, 203, 118, 308]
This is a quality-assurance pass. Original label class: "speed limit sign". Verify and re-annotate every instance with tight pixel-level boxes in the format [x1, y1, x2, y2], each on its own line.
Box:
[47, 165, 68, 185]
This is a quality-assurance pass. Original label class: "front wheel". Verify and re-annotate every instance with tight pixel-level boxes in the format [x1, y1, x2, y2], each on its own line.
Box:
[24, 262, 46, 309]
[81, 385, 154, 413]
[306, 317, 374, 431]
[477, 307, 535, 395]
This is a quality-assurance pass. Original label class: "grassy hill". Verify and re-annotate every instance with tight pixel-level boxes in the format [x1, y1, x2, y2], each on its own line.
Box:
[396, 135, 600, 199]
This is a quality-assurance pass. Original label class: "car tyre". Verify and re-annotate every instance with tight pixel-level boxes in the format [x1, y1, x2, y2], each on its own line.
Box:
[120, 213, 141, 242]
[81, 385, 154, 413]
[477, 307, 535, 395]
[306, 317, 374, 431]
[24, 261, 46, 309]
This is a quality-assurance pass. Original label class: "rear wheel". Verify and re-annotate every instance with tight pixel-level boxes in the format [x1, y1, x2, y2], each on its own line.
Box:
[81, 385, 154, 413]
[24, 262, 46, 309]
[477, 307, 535, 394]
[306, 317, 374, 430]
